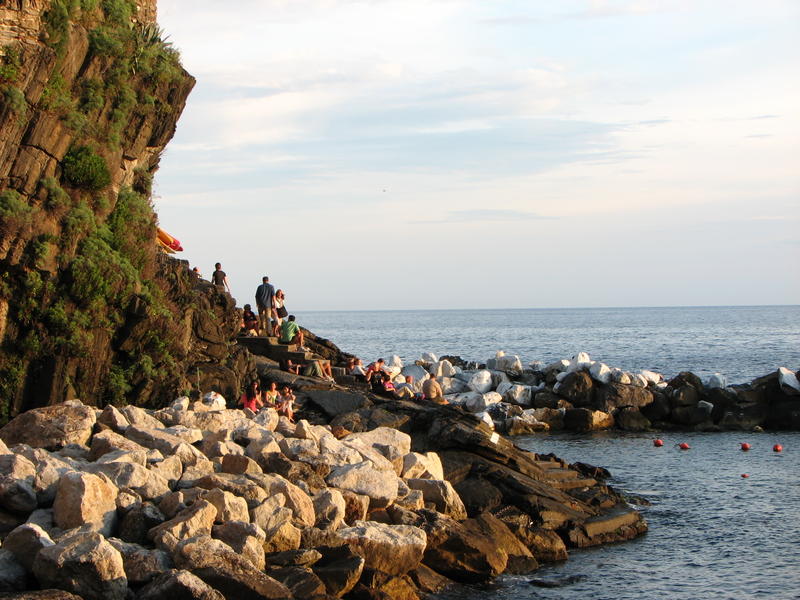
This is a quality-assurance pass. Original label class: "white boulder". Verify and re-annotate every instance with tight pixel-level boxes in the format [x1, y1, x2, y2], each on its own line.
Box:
[778, 367, 800, 395]
[420, 352, 438, 364]
[707, 373, 727, 389]
[468, 370, 493, 394]
[589, 362, 612, 384]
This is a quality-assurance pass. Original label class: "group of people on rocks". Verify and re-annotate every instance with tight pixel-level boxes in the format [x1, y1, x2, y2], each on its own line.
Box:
[238, 379, 296, 421]
[346, 357, 449, 404]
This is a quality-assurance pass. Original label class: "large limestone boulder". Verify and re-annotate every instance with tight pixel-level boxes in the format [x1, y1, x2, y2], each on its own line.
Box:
[465, 392, 501, 413]
[106, 538, 171, 586]
[338, 521, 426, 576]
[563, 408, 614, 432]
[89, 429, 149, 462]
[149, 499, 218, 551]
[401, 452, 444, 481]
[174, 535, 291, 599]
[211, 521, 266, 571]
[615, 407, 652, 432]
[595, 382, 654, 411]
[0, 401, 96, 450]
[313, 488, 346, 531]
[326, 461, 399, 509]
[121, 406, 164, 430]
[53, 472, 118, 536]
[255, 474, 315, 528]
[0, 473, 38, 514]
[137, 569, 225, 600]
[778, 367, 800, 395]
[405, 479, 467, 520]
[312, 544, 365, 597]
[467, 371, 493, 394]
[202, 488, 250, 523]
[86, 461, 170, 501]
[440, 377, 467, 395]
[589, 362, 612, 384]
[343, 427, 412, 458]
[556, 371, 594, 406]
[429, 360, 456, 379]
[3, 522, 55, 570]
[32, 532, 127, 600]
[0, 548, 28, 592]
[495, 354, 523, 374]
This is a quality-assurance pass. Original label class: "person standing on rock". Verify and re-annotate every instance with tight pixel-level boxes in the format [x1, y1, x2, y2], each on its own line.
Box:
[211, 263, 230, 294]
[422, 374, 448, 404]
[255, 276, 275, 335]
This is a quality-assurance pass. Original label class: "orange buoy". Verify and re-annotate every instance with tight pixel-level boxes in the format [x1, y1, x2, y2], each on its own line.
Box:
[678, 442, 690, 450]
[773, 444, 783, 453]
[740, 442, 751, 451]
[653, 439, 664, 447]
[741, 473, 749, 478]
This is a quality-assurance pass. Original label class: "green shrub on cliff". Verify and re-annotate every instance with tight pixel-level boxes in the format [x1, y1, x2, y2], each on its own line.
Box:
[0, 190, 33, 229]
[0, 45, 22, 84]
[109, 187, 155, 271]
[43, 0, 72, 57]
[62, 145, 111, 190]
[39, 74, 74, 114]
[79, 78, 105, 113]
[101, 0, 135, 25]
[1, 86, 28, 124]
[41, 177, 71, 210]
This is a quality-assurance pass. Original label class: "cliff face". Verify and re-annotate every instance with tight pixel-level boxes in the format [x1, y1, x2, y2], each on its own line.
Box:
[0, 0, 253, 420]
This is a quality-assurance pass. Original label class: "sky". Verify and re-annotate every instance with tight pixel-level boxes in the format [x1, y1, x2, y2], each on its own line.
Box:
[154, 0, 800, 311]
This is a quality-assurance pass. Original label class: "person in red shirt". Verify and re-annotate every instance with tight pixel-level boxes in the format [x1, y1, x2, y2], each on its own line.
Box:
[238, 380, 264, 412]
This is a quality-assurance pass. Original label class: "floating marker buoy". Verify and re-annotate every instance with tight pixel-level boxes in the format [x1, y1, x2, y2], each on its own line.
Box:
[741, 473, 749, 478]
[678, 442, 690, 450]
[653, 439, 664, 447]
[773, 444, 783, 453]
[740, 442, 751, 451]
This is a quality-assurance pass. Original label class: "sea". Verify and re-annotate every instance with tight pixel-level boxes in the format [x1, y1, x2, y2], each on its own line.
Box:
[297, 305, 800, 600]
[298, 305, 800, 384]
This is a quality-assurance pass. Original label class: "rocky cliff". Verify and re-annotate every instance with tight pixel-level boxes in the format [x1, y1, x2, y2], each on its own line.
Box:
[0, 0, 253, 421]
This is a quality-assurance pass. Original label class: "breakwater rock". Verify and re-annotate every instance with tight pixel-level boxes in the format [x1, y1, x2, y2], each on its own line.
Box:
[370, 352, 800, 434]
[0, 375, 646, 599]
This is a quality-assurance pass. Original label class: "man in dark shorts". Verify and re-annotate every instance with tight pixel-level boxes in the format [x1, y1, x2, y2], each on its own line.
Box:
[255, 276, 275, 335]
[211, 263, 230, 294]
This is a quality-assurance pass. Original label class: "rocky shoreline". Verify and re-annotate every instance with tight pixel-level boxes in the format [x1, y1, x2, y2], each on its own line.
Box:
[0, 358, 648, 599]
[332, 351, 800, 436]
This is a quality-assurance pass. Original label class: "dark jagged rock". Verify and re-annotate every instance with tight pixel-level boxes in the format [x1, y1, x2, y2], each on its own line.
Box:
[614, 406, 652, 431]
[305, 390, 372, 419]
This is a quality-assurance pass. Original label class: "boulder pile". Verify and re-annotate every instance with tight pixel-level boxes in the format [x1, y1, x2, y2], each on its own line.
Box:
[385, 352, 800, 434]
[0, 378, 647, 599]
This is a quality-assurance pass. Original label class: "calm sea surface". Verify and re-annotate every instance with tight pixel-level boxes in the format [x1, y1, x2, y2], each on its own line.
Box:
[433, 432, 800, 600]
[298, 305, 800, 384]
[297, 306, 800, 598]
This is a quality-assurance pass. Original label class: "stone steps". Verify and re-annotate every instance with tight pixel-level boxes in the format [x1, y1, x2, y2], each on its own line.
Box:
[581, 508, 642, 538]
[546, 477, 598, 490]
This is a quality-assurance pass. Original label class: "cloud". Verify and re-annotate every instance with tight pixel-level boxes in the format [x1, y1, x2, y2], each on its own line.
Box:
[412, 209, 556, 225]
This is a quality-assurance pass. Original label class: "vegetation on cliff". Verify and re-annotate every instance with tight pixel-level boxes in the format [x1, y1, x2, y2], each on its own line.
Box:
[0, 1, 241, 422]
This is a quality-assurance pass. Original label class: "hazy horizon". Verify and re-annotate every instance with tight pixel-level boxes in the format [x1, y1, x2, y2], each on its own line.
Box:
[154, 1, 799, 311]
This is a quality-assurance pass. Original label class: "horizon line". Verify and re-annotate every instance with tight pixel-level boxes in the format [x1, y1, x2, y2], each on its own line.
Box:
[287, 303, 800, 313]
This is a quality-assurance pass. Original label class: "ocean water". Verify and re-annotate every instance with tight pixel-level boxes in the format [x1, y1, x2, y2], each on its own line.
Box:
[296, 306, 800, 599]
[298, 305, 800, 384]
[432, 431, 800, 600]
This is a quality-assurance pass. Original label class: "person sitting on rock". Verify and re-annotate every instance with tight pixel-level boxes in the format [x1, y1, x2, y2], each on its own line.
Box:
[349, 358, 367, 382]
[279, 315, 309, 351]
[238, 380, 264, 412]
[262, 381, 279, 407]
[365, 358, 386, 384]
[422, 374, 448, 405]
[242, 304, 259, 336]
[281, 358, 302, 375]
[303, 359, 335, 382]
[277, 385, 296, 421]
[394, 375, 416, 399]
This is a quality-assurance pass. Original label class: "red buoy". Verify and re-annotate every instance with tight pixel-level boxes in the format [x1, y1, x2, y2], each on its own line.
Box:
[741, 473, 749, 478]
[740, 442, 751, 451]
[653, 439, 664, 447]
[678, 442, 690, 450]
[773, 444, 783, 453]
